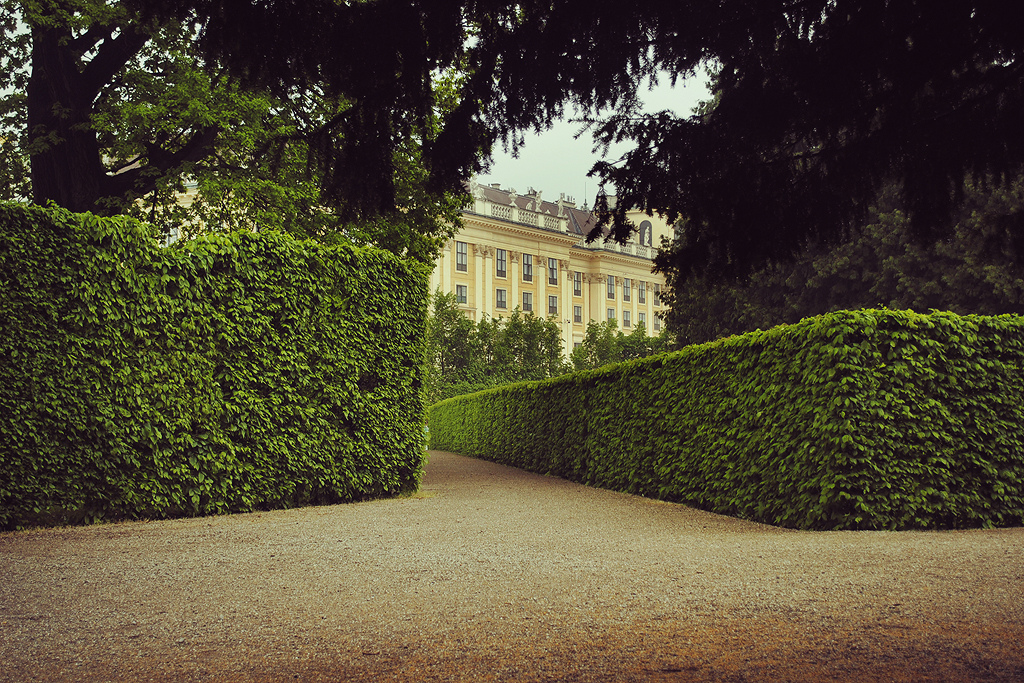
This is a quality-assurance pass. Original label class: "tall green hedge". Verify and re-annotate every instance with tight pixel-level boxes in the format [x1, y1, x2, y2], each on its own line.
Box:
[0, 203, 428, 530]
[429, 309, 1024, 530]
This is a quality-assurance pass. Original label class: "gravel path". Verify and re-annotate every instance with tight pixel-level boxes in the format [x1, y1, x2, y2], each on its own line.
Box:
[2, 451, 1023, 682]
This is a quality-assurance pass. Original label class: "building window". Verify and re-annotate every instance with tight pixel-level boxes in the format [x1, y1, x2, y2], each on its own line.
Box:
[456, 241, 468, 272]
[548, 258, 558, 285]
[638, 280, 646, 304]
[573, 305, 582, 323]
[573, 271, 582, 297]
[654, 284, 662, 306]
[496, 289, 507, 309]
[456, 285, 467, 304]
[607, 275, 615, 299]
[638, 312, 646, 328]
[496, 248, 507, 278]
[523, 291, 533, 312]
[548, 295, 557, 314]
[574, 342, 582, 349]
[654, 314, 661, 331]
[623, 310, 631, 328]
[623, 278, 631, 302]
[607, 308, 615, 321]
[523, 254, 533, 282]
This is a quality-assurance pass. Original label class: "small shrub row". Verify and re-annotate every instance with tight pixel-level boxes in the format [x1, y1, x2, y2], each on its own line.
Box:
[429, 309, 1024, 530]
[0, 203, 429, 530]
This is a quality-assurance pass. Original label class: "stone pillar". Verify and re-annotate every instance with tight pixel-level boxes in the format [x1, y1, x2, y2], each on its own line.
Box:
[589, 274, 598, 325]
[442, 240, 453, 294]
[481, 245, 494, 320]
[508, 252, 520, 316]
[560, 260, 572, 355]
[537, 254, 547, 317]
[473, 244, 484, 322]
[429, 252, 440, 294]
[645, 280, 655, 332]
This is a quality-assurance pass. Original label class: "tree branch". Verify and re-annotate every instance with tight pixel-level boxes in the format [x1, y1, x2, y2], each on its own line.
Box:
[103, 125, 220, 199]
[66, 24, 115, 55]
[79, 24, 151, 103]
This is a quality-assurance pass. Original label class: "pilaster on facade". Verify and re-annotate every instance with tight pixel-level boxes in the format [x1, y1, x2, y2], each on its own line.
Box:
[442, 240, 454, 294]
[486, 246, 495, 319]
[429, 251, 440, 293]
[506, 250, 519, 314]
[560, 260, 572, 351]
[581, 272, 597, 322]
[474, 244, 492, 321]
[537, 252, 547, 315]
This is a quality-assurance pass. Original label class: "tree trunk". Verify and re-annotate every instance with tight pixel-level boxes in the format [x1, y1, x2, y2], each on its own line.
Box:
[27, 26, 108, 214]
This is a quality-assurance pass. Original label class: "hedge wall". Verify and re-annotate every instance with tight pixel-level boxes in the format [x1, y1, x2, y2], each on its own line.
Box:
[0, 203, 429, 530]
[429, 309, 1024, 530]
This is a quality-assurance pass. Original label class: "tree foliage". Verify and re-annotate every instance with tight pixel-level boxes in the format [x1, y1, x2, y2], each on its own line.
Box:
[0, 5, 29, 202]
[424, 291, 671, 402]
[424, 290, 569, 404]
[459, 1, 1024, 279]
[12, 1, 1022, 276]
[664, 178, 1024, 346]
[2, 0, 474, 260]
[569, 319, 671, 371]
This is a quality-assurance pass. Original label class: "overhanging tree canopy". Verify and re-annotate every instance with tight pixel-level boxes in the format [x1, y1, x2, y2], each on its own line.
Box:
[459, 0, 1024, 279]
[8, 1, 1024, 277]
[4, 0, 487, 258]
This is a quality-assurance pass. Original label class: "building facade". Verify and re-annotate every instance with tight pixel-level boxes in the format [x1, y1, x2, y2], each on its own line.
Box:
[430, 180, 673, 355]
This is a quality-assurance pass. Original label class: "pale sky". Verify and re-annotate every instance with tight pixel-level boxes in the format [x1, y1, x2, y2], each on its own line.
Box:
[478, 74, 711, 207]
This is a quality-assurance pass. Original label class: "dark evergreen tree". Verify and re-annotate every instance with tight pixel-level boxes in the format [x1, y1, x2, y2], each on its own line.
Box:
[663, 178, 1024, 346]
[11, 1, 1024, 277]
[460, 1, 1024, 279]
[5, 0, 486, 243]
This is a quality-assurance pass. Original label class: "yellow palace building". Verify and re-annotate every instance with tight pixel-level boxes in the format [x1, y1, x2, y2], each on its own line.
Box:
[430, 180, 673, 355]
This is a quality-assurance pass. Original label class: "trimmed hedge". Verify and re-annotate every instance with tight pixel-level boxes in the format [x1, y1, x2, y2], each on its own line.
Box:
[429, 309, 1024, 530]
[0, 203, 428, 530]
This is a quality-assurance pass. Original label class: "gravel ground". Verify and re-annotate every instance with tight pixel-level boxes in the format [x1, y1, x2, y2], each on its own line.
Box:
[1, 450, 1023, 682]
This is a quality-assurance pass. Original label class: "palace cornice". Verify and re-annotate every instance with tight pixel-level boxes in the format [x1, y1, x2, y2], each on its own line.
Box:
[462, 212, 581, 245]
[456, 212, 661, 273]
[568, 245, 658, 269]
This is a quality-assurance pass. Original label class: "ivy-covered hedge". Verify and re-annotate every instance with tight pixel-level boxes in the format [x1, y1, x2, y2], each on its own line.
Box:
[429, 309, 1024, 530]
[0, 203, 428, 530]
